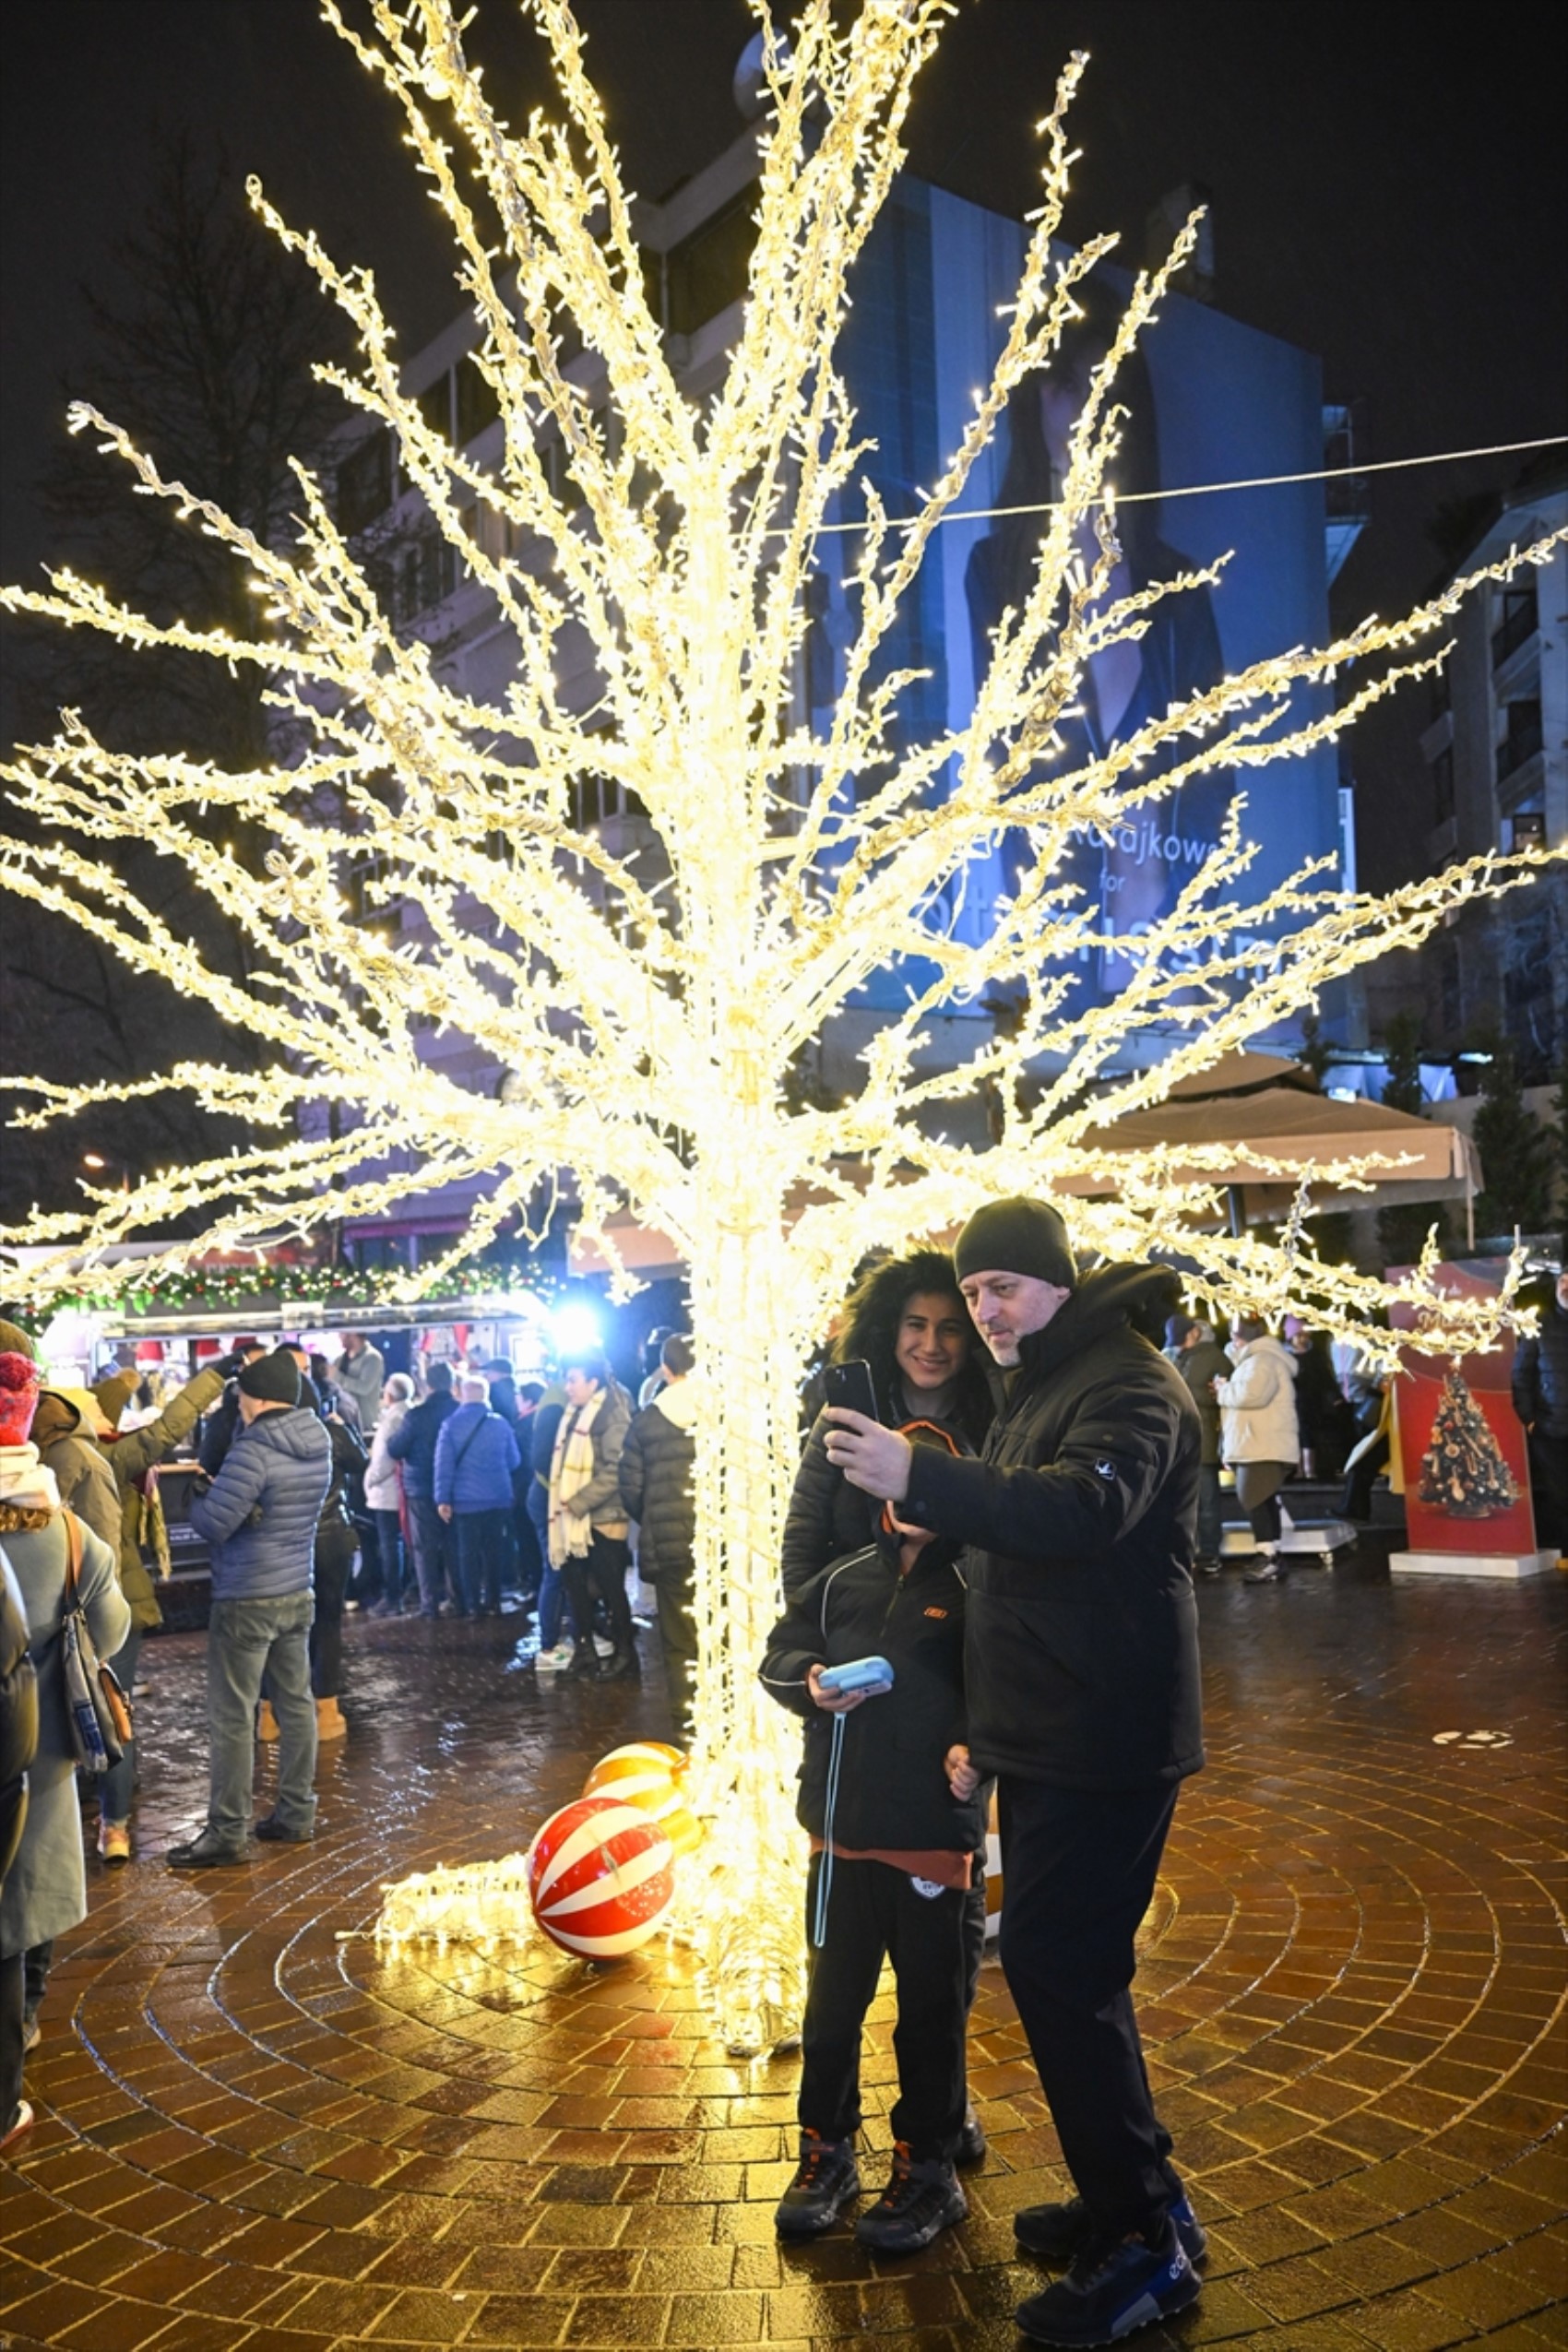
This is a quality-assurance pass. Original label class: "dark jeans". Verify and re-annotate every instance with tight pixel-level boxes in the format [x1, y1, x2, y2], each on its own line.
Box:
[563, 1531, 633, 1654]
[652, 1572, 698, 1736]
[1526, 1428, 1567, 1553]
[208, 1592, 317, 1846]
[799, 1854, 985, 2159]
[1194, 1464, 1223, 1562]
[311, 1522, 357, 1698]
[997, 1776, 1182, 2240]
[513, 1492, 542, 1600]
[406, 1492, 455, 1614]
[0, 1946, 22, 2134]
[454, 1508, 510, 1613]
[100, 1620, 143, 1827]
[374, 1508, 407, 1605]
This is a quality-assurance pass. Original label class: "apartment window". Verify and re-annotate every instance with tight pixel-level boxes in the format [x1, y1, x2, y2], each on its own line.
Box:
[663, 190, 758, 337]
[1491, 585, 1537, 668]
[1496, 697, 1542, 784]
[456, 352, 501, 445]
[337, 431, 392, 534]
[397, 535, 456, 622]
[418, 374, 452, 440]
[1431, 745, 1455, 826]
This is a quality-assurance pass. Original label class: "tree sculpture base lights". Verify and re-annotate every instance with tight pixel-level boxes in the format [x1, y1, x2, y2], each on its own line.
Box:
[5, 1, 1563, 2042]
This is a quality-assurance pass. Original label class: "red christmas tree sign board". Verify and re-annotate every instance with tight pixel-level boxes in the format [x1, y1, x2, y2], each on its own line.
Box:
[1389, 1262, 1539, 1560]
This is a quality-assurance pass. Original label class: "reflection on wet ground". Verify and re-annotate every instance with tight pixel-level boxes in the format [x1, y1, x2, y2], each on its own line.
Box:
[3, 1547, 1565, 2347]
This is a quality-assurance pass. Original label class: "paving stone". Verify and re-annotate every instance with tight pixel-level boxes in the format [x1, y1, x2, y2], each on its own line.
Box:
[2, 1558, 1562, 2347]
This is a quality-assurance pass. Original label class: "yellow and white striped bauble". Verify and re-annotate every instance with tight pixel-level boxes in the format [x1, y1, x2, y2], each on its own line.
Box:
[584, 1743, 705, 1857]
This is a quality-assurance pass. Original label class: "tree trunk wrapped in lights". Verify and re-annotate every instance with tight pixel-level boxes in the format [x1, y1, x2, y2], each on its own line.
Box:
[3, 0, 1562, 2040]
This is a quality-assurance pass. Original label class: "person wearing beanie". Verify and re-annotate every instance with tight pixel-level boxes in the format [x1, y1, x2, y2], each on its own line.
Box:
[824, 1195, 1206, 2344]
[172, 1348, 330, 1868]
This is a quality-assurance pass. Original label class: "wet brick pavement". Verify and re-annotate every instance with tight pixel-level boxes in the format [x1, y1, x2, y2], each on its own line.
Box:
[3, 1548, 1565, 2350]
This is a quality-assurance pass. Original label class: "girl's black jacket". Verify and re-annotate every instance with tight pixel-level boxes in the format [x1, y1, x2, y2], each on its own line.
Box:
[759, 1533, 988, 1857]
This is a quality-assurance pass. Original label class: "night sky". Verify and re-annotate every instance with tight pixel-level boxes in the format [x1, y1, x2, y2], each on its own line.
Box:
[3, 0, 1565, 888]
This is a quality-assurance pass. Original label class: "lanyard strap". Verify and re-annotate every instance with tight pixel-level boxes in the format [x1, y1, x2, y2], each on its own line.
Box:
[812, 1711, 848, 1950]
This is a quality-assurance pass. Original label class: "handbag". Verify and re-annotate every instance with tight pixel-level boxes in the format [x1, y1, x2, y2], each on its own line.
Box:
[59, 1509, 134, 1774]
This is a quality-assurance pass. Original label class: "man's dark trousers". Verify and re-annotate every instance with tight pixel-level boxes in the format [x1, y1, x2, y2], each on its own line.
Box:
[997, 1777, 1181, 2239]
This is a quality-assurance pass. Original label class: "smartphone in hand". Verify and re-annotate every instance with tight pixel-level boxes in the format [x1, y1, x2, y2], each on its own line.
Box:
[824, 1359, 878, 1420]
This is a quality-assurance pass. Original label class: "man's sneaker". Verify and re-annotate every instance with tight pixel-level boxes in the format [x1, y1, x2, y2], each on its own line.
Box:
[774, 2130, 860, 2239]
[1015, 2190, 1206, 2268]
[1016, 2217, 1200, 2344]
[534, 1642, 576, 1671]
[956, 2103, 987, 2168]
[855, 2143, 967, 2252]
[97, 1819, 131, 1866]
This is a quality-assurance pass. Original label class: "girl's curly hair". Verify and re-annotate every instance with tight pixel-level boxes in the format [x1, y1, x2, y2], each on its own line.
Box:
[830, 1250, 992, 1444]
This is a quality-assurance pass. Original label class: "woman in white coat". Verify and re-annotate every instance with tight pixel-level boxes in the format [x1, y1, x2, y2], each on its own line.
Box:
[363, 1373, 414, 1614]
[0, 1348, 129, 2096]
[1214, 1318, 1301, 1585]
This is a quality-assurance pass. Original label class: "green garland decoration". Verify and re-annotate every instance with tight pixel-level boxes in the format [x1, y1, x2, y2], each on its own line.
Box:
[42, 1257, 566, 1324]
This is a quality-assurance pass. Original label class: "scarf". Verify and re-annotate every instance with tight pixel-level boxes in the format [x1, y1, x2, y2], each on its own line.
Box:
[547, 1389, 604, 1569]
[0, 1443, 62, 1513]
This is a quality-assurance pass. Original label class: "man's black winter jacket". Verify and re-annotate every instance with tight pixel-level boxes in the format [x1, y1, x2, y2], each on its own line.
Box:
[903, 1265, 1204, 1792]
[1512, 1298, 1568, 1441]
[759, 1535, 987, 1856]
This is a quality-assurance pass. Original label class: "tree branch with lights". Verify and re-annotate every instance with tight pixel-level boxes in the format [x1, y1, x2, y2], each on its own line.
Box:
[4, 0, 1562, 2038]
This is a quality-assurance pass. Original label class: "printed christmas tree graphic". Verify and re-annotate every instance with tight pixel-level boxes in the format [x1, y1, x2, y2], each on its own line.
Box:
[1418, 1372, 1521, 1518]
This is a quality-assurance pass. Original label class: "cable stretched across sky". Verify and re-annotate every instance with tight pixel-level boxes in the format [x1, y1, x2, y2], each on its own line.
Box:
[814, 431, 1568, 535]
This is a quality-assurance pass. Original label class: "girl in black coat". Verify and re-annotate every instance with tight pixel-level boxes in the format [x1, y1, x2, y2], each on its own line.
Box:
[782, 1250, 993, 1599]
[761, 1422, 989, 2254]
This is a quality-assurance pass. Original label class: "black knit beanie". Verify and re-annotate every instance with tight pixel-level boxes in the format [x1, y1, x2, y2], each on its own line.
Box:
[953, 1197, 1076, 1289]
[237, 1347, 302, 1406]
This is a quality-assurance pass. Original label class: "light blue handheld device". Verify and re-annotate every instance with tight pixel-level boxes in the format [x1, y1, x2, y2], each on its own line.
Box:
[818, 1655, 895, 1697]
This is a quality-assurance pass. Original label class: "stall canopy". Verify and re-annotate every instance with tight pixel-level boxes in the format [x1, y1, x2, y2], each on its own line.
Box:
[1073, 1051, 1480, 1211]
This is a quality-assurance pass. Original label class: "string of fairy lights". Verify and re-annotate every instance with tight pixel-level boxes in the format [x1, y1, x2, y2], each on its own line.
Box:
[2, 0, 1562, 2038]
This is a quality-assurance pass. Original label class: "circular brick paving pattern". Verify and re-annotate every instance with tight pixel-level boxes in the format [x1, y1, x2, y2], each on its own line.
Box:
[3, 1556, 1565, 2349]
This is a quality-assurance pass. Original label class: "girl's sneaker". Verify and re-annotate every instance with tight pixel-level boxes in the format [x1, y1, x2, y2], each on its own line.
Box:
[775, 2130, 860, 2238]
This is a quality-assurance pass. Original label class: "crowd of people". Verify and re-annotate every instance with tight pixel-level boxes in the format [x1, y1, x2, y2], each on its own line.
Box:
[2, 1243, 1564, 2345]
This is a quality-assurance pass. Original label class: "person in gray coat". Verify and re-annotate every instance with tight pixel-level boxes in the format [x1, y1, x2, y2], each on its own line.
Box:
[334, 1334, 386, 1433]
[173, 1349, 330, 1868]
[0, 1349, 129, 2087]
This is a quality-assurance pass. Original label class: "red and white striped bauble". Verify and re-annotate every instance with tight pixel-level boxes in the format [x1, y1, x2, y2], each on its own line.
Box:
[583, 1743, 705, 1858]
[527, 1795, 675, 1958]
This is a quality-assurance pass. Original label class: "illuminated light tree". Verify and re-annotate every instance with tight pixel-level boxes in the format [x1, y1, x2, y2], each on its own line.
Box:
[3, 0, 1562, 2040]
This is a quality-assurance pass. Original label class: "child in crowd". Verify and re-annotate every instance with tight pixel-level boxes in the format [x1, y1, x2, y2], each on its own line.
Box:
[759, 1421, 989, 2252]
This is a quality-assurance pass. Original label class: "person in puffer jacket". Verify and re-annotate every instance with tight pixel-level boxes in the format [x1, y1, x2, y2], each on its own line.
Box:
[760, 1420, 988, 2255]
[434, 1376, 520, 1616]
[173, 1349, 330, 1868]
[618, 1336, 700, 1731]
[1214, 1318, 1301, 1586]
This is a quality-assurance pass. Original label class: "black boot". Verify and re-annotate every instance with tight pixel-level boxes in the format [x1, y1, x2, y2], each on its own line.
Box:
[562, 1640, 600, 1680]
